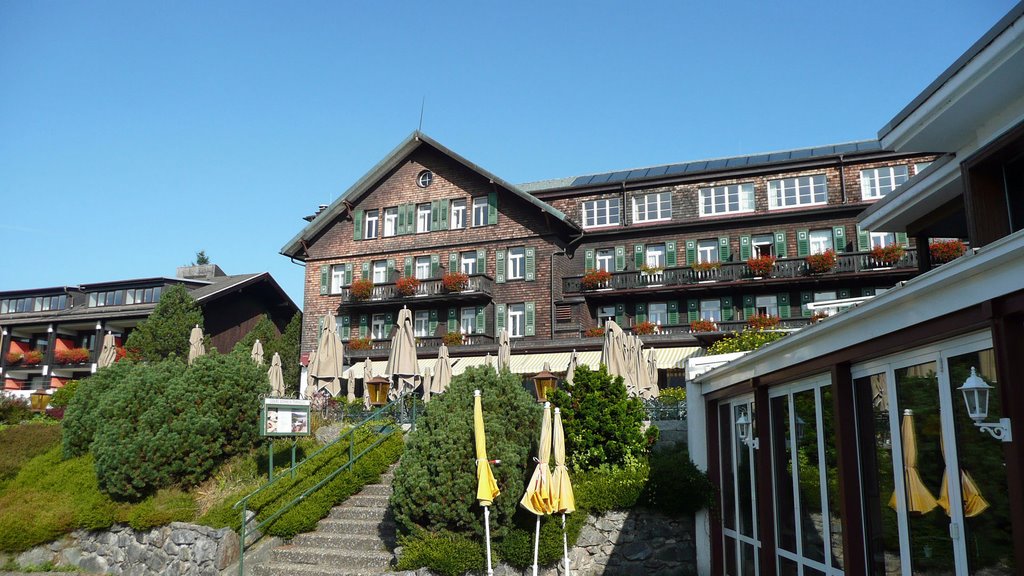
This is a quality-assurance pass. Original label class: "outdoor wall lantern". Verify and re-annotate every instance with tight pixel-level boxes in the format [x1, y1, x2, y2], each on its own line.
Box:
[735, 407, 759, 449]
[365, 375, 390, 406]
[958, 366, 1012, 442]
[532, 369, 558, 403]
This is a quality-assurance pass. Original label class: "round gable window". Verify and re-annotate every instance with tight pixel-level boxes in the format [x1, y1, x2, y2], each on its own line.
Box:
[417, 170, 434, 188]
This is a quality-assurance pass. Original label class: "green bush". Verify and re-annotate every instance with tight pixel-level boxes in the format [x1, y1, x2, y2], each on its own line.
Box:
[48, 380, 79, 409]
[548, 365, 648, 471]
[642, 446, 716, 515]
[395, 529, 485, 576]
[124, 489, 197, 531]
[0, 394, 31, 425]
[124, 284, 205, 361]
[494, 511, 588, 569]
[62, 361, 132, 458]
[390, 367, 539, 539]
[657, 386, 687, 404]
[572, 464, 649, 513]
[0, 422, 61, 482]
[708, 328, 786, 354]
[232, 312, 303, 396]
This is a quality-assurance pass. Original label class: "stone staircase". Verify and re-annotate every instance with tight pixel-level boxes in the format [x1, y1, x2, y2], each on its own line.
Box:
[251, 467, 398, 576]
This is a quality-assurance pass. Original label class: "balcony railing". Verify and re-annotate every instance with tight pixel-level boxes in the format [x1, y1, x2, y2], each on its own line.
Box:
[565, 251, 918, 294]
[348, 333, 495, 352]
[338, 274, 493, 306]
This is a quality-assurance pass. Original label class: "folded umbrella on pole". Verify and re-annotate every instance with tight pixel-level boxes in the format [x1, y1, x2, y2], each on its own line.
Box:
[188, 324, 206, 366]
[98, 332, 118, 369]
[268, 352, 285, 397]
[551, 406, 576, 574]
[251, 339, 264, 365]
[521, 402, 554, 576]
[474, 390, 500, 576]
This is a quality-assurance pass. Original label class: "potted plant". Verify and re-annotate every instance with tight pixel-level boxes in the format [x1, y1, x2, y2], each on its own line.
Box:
[690, 319, 718, 333]
[746, 255, 776, 277]
[395, 276, 421, 297]
[930, 239, 967, 264]
[584, 327, 605, 338]
[349, 278, 374, 301]
[348, 337, 372, 351]
[6, 352, 24, 365]
[870, 244, 905, 266]
[746, 314, 780, 330]
[442, 272, 470, 292]
[442, 331, 465, 347]
[23, 350, 44, 366]
[639, 264, 664, 276]
[581, 269, 612, 290]
[55, 348, 91, 364]
[805, 249, 837, 274]
[692, 261, 721, 272]
[633, 321, 657, 335]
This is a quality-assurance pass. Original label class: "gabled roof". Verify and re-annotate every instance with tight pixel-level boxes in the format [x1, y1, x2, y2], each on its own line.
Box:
[281, 131, 579, 259]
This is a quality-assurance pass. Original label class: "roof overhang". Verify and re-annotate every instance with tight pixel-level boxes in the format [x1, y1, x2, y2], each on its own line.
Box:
[858, 154, 962, 232]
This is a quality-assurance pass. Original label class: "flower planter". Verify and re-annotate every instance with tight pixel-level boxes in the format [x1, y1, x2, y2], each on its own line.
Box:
[746, 256, 776, 278]
[805, 250, 837, 274]
[442, 273, 470, 293]
[395, 277, 420, 297]
[581, 269, 612, 290]
[870, 245, 905, 267]
[349, 279, 374, 301]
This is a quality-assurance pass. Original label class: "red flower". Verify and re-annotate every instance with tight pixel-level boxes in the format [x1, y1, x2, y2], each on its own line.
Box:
[584, 327, 605, 338]
[55, 348, 91, 364]
[805, 249, 836, 274]
[746, 314, 780, 330]
[870, 245, 905, 266]
[395, 276, 421, 296]
[348, 337, 372, 351]
[581, 269, 612, 290]
[442, 272, 470, 292]
[442, 332, 465, 347]
[633, 321, 657, 335]
[929, 239, 966, 264]
[349, 279, 374, 301]
[746, 255, 776, 277]
[690, 320, 718, 333]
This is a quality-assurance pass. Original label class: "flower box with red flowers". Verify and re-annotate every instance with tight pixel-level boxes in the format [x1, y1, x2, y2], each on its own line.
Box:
[930, 239, 966, 264]
[55, 348, 91, 364]
[805, 249, 837, 274]
[692, 261, 721, 272]
[348, 337, 372, 351]
[442, 272, 470, 292]
[442, 331, 465, 347]
[395, 276, 421, 297]
[23, 350, 44, 365]
[584, 327, 605, 338]
[633, 321, 657, 335]
[746, 255, 776, 277]
[690, 319, 718, 333]
[870, 245, 905, 266]
[746, 314, 780, 330]
[6, 352, 24, 365]
[349, 279, 374, 301]
[581, 269, 612, 290]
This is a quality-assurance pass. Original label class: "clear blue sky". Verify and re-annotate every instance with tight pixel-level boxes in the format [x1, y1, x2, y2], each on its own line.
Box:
[0, 1, 1016, 308]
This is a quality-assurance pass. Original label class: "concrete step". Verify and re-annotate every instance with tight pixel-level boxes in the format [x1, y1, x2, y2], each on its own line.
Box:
[270, 546, 392, 569]
[316, 517, 396, 536]
[290, 531, 395, 550]
[357, 483, 392, 497]
[328, 505, 390, 521]
[345, 494, 390, 508]
[252, 563, 383, 576]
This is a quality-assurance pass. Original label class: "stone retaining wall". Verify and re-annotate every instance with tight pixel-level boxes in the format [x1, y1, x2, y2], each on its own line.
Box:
[11, 522, 239, 576]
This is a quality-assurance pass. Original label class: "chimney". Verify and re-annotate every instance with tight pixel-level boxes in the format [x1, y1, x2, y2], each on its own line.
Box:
[303, 204, 331, 222]
[176, 264, 227, 281]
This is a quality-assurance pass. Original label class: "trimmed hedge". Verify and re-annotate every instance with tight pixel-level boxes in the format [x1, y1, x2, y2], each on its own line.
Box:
[0, 422, 61, 484]
[495, 510, 588, 569]
[395, 529, 486, 576]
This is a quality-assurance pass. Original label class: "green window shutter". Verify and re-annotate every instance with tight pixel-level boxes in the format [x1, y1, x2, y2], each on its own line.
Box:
[397, 204, 406, 235]
[797, 230, 810, 257]
[778, 293, 791, 319]
[684, 240, 696, 265]
[359, 315, 368, 338]
[857, 226, 870, 252]
[341, 315, 351, 338]
[429, 309, 439, 335]
[439, 199, 450, 230]
[448, 307, 457, 332]
[584, 249, 595, 272]
[317, 316, 324, 339]
[743, 295, 755, 320]
[615, 246, 626, 271]
[431, 254, 440, 278]
[687, 299, 699, 323]
[344, 263, 353, 285]
[476, 306, 486, 334]
[718, 237, 731, 262]
[361, 262, 370, 280]
[667, 300, 679, 325]
[774, 231, 788, 258]
[635, 303, 647, 324]
[476, 248, 487, 275]
[895, 232, 908, 247]
[721, 296, 734, 321]
[404, 256, 413, 278]
[862, 287, 876, 297]
[495, 249, 506, 283]
[525, 247, 536, 281]
[634, 244, 644, 269]
[739, 236, 752, 260]
[431, 200, 440, 231]
[319, 265, 329, 295]
[495, 303, 506, 333]
[449, 252, 458, 272]
[838, 288, 851, 299]
[353, 209, 363, 240]
[385, 311, 394, 326]
[387, 259, 396, 282]
[407, 204, 417, 234]
[615, 303, 626, 326]
[800, 292, 813, 317]
[487, 192, 498, 225]
[666, 241, 677, 267]
[833, 226, 847, 253]
[525, 302, 536, 336]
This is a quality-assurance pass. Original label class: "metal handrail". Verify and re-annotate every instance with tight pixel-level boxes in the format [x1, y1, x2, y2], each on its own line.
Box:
[233, 393, 415, 576]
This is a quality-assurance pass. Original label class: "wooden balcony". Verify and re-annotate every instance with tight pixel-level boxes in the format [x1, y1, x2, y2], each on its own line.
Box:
[564, 250, 918, 295]
[337, 274, 494, 310]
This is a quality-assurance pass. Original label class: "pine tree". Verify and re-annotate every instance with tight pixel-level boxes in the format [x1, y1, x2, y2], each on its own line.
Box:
[125, 284, 204, 361]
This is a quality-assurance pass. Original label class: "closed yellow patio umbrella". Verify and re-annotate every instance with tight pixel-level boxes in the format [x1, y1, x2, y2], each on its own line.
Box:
[474, 390, 499, 575]
[937, 435, 989, 517]
[889, 409, 939, 514]
[551, 406, 575, 574]
[521, 402, 553, 576]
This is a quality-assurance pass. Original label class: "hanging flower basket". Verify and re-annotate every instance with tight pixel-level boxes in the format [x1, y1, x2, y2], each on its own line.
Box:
[396, 276, 421, 297]
[55, 348, 91, 364]
[746, 255, 776, 277]
[805, 249, 837, 274]
[746, 314, 780, 330]
[633, 321, 657, 335]
[442, 331, 465, 347]
[349, 279, 374, 301]
[584, 327, 605, 338]
[348, 337, 372, 351]
[870, 245, 905, 266]
[581, 269, 612, 290]
[690, 319, 718, 333]
[929, 239, 966, 264]
[442, 272, 469, 292]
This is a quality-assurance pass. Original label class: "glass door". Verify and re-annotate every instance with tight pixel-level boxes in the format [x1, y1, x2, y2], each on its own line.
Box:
[719, 396, 760, 576]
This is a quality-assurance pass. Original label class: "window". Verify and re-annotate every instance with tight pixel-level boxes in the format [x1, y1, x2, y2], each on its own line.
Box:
[331, 264, 346, 293]
[808, 229, 833, 255]
[755, 295, 778, 316]
[767, 174, 827, 209]
[507, 247, 525, 280]
[595, 249, 614, 272]
[699, 183, 754, 216]
[507, 303, 525, 338]
[807, 291, 839, 316]
[383, 207, 398, 237]
[632, 192, 672, 223]
[697, 239, 719, 264]
[414, 310, 430, 337]
[23, 294, 69, 312]
[416, 203, 431, 233]
[753, 234, 774, 258]
[861, 165, 909, 199]
[648, 302, 667, 326]
[371, 314, 387, 340]
[460, 251, 477, 275]
[597, 305, 616, 326]
[582, 198, 621, 228]
[460, 307, 476, 334]
[645, 243, 666, 268]
[364, 209, 379, 239]
[472, 197, 488, 227]
[450, 199, 466, 229]
[415, 256, 431, 280]
[372, 260, 388, 284]
[914, 162, 931, 176]
[700, 299, 721, 322]
[870, 232, 896, 248]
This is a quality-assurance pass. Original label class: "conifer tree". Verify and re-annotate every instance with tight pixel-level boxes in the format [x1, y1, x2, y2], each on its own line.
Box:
[124, 284, 204, 361]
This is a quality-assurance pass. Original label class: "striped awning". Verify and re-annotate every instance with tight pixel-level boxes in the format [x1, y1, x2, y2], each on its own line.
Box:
[652, 347, 702, 369]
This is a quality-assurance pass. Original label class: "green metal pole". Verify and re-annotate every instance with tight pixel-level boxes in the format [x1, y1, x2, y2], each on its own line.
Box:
[291, 441, 297, 479]
[268, 439, 274, 482]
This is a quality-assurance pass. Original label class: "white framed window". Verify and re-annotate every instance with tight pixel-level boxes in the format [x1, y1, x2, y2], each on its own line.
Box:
[697, 239, 719, 263]
[581, 198, 621, 228]
[913, 162, 931, 176]
[700, 299, 721, 322]
[596, 248, 614, 272]
[860, 165, 909, 199]
[330, 264, 346, 293]
[809, 229, 834, 255]
[460, 251, 477, 275]
[507, 247, 525, 280]
[450, 199, 466, 229]
[460, 307, 476, 334]
[597, 305, 616, 326]
[383, 207, 398, 237]
[755, 295, 778, 316]
[870, 232, 896, 248]
[372, 260, 388, 284]
[371, 314, 387, 340]
[645, 243, 666, 268]
[648, 302, 667, 326]
[364, 209, 378, 239]
[414, 310, 430, 337]
[472, 197, 488, 227]
[507, 303, 525, 338]
[807, 291, 839, 315]
[416, 203, 431, 233]
[415, 256, 431, 280]
[753, 234, 774, 258]
[632, 191, 672, 223]
[767, 174, 827, 209]
[699, 183, 755, 216]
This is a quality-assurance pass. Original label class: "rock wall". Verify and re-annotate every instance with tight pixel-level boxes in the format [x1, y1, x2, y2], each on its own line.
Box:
[13, 522, 239, 576]
[568, 509, 695, 576]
